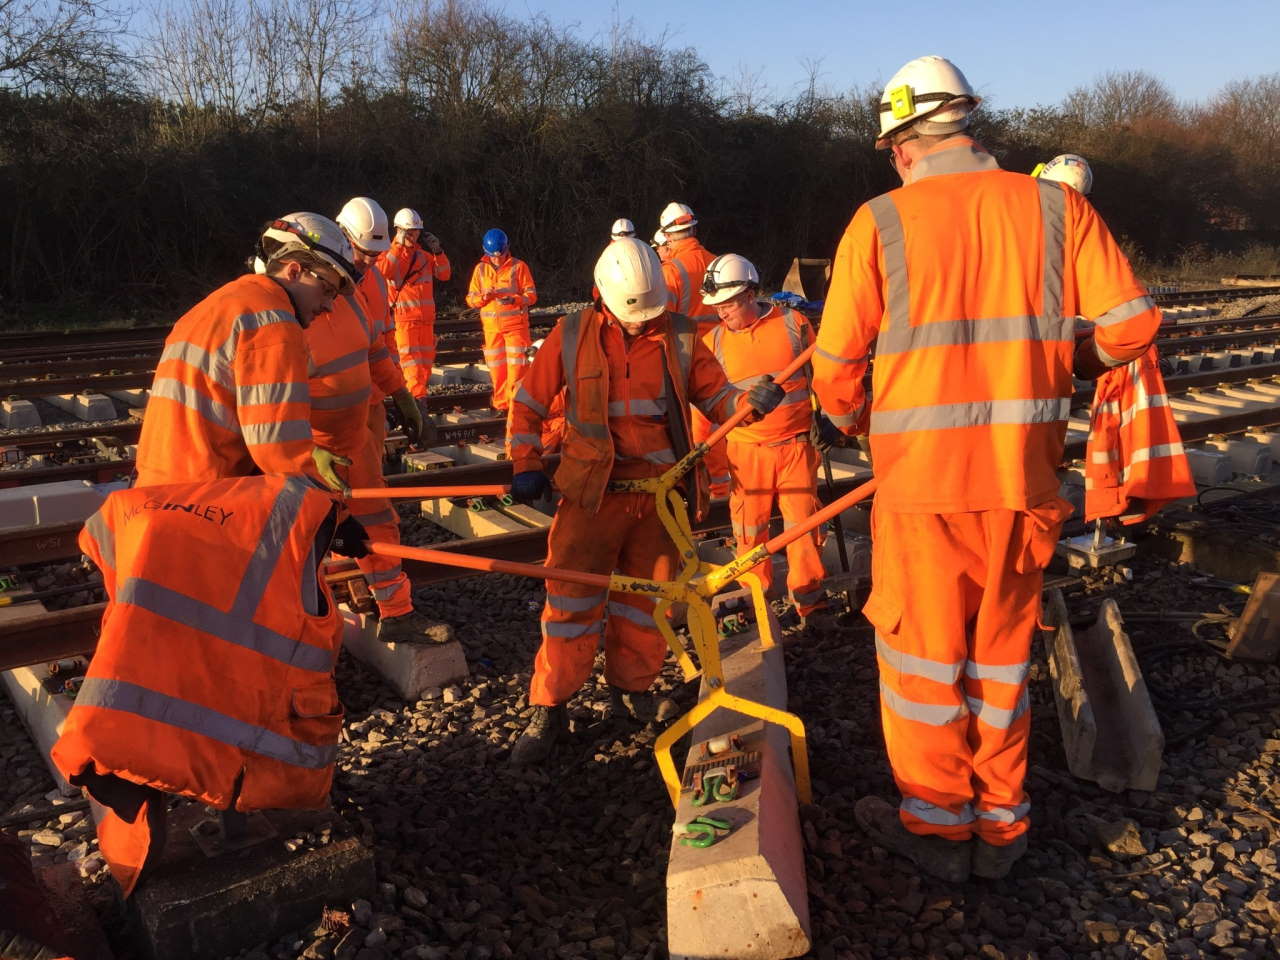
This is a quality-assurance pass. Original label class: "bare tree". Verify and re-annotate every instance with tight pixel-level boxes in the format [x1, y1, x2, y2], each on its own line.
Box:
[280, 0, 378, 146]
[0, 0, 130, 94]
[1062, 70, 1180, 128]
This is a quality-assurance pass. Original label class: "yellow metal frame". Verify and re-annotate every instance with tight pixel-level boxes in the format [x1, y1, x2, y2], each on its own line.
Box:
[605, 443, 812, 809]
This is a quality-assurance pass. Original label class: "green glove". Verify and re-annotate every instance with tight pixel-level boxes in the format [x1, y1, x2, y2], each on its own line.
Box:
[312, 447, 352, 494]
[392, 388, 426, 447]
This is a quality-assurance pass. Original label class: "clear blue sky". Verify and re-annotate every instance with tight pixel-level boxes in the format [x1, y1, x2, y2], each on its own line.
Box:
[518, 0, 1279, 109]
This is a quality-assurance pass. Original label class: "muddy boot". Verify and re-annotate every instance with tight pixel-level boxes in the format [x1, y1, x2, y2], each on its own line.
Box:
[606, 686, 654, 722]
[854, 796, 971, 883]
[972, 833, 1028, 880]
[378, 612, 451, 645]
[510, 705, 568, 766]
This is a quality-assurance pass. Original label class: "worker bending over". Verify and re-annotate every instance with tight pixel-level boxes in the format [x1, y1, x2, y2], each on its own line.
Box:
[506, 238, 785, 765]
[701, 254, 842, 630]
[467, 229, 537, 412]
[378, 208, 450, 399]
[135, 213, 358, 492]
[813, 55, 1160, 882]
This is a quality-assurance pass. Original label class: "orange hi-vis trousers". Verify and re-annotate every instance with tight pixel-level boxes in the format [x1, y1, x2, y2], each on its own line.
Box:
[863, 498, 1071, 846]
[482, 315, 531, 412]
[529, 491, 677, 706]
[395, 321, 435, 398]
[348, 407, 413, 618]
[727, 436, 827, 615]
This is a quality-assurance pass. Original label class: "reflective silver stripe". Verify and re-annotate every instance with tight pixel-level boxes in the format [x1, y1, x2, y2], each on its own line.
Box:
[966, 690, 1030, 730]
[1037, 179, 1066, 323]
[243, 419, 312, 446]
[696, 383, 738, 420]
[481, 309, 526, 318]
[400, 359, 426, 369]
[741, 520, 769, 538]
[311, 387, 372, 410]
[731, 374, 768, 390]
[561, 311, 609, 440]
[343, 293, 372, 340]
[369, 347, 391, 363]
[1095, 341, 1125, 368]
[876, 635, 962, 685]
[964, 659, 1029, 685]
[541, 619, 600, 639]
[641, 448, 676, 465]
[780, 307, 807, 360]
[513, 384, 549, 418]
[607, 398, 667, 417]
[1093, 295, 1156, 329]
[977, 801, 1030, 824]
[912, 142, 1000, 179]
[75, 677, 336, 770]
[349, 507, 396, 527]
[880, 681, 968, 726]
[815, 345, 864, 366]
[368, 267, 389, 304]
[233, 478, 307, 618]
[827, 410, 860, 428]
[312, 349, 366, 378]
[1122, 443, 1185, 482]
[373, 583, 400, 602]
[483, 348, 503, 357]
[670, 313, 696, 384]
[84, 510, 115, 569]
[301, 543, 321, 616]
[150, 377, 239, 433]
[876, 314, 1074, 356]
[369, 562, 403, 585]
[231, 308, 295, 334]
[670, 258, 692, 314]
[160, 341, 233, 389]
[607, 601, 655, 628]
[870, 397, 1069, 435]
[238, 382, 310, 407]
[868, 195, 908, 331]
[901, 796, 975, 825]
[118, 578, 334, 672]
[400, 345, 434, 356]
[395, 299, 435, 309]
[509, 433, 543, 450]
[547, 591, 607, 613]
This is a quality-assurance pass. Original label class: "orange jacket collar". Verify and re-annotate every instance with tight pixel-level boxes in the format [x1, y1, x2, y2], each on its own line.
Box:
[911, 136, 1000, 182]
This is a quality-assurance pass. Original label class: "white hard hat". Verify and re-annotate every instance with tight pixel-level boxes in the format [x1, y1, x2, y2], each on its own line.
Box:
[1035, 154, 1093, 195]
[594, 238, 667, 325]
[651, 229, 667, 247]
[393, 208, 424, 231]
[259, 212, 359, 293]
[610, 218, 636, 239]
[526, 338, 545, 359]
[876, 55, 980, 149]
[659, 202, 697, 234]
[701, 253, 760, 306]
[337, 197, 391, 253]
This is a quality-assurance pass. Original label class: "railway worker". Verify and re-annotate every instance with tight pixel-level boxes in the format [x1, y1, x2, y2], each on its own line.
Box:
[505, 238, 786, 765]
[466, 228, 537, 413]
[657, 202, 730, 498]
[610, 218, 636, 240]
[813, 55, 1161, 882]
[1032, 153, 1093, 196]
[700, 253, 843, 630]
[135, 213, 358, 492]
[315, 197, 430, 642]
[377, 208, 451, 399]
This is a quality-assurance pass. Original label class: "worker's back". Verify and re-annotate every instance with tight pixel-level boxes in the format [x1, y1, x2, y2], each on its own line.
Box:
[662, 236, 717, 323]
[817, 137, 1159, 513]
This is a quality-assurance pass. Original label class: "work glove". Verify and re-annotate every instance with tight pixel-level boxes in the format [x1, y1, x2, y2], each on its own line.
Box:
[423, 233, 443, 254]
[1072, 337, 1108, 381]
[498, 295, 519, 306]
[312, 447, 352, 495]
[392, 388, 427, 447]
[329, 516, 369, 558]
[813, 413, 845, 453]
[511, 470, 550, 504]
[745, 377, 786, 419]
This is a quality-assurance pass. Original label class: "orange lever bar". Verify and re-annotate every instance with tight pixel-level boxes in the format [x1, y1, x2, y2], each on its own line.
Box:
[347, 485, 511, 499]
[366, 542, 612, 590]
[700, 342, 816, 451]
[764, 476, 877, 557]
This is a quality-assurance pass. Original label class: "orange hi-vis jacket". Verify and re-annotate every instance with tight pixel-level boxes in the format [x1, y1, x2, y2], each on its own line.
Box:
[359, 266, 397, 392]
[707, 303, 815, 444]
[52, 475, 343, 896]
[379, 239, 450, 326]
[135, 274, 317, 487]
[466, 253, 537, 326]
[508, 307, 741, 516]
[813, 137, 1162, 513]
[1084, 346, 1194, 522]
[661, 235, 718, 331]
[306, 282, 405, 458]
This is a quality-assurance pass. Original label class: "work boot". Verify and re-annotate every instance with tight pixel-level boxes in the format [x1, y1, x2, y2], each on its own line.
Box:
[510, 704, 568, 766]
[801, 605, 842, 635]
[972, 833, 1028, 880]
[854, 796, 971, 883]
[378, 612, 451, 645]
[605, 685, 679, 724]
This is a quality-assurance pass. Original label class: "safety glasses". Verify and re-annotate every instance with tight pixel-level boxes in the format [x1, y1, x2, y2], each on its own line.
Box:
[306, 269, 340, 300]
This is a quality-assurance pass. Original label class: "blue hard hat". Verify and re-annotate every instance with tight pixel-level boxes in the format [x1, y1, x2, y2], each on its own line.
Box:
[482, 228, 509, 255]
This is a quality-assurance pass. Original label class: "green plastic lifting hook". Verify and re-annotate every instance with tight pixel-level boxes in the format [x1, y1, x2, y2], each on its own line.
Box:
[676, 815, 732, 848]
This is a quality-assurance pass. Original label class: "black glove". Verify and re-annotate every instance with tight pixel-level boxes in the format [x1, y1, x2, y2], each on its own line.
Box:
[1073, 337, 1108, 381]
[814, 413, 845, 453]
[511, 470, 550, 504]
[746, 377, 786, 418]
[330, 516, 369, 558]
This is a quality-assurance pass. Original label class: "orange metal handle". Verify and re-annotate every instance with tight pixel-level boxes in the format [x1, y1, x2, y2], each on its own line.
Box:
[367, 542, 612, 589]
[347, 485, 510, 499]
[701, 342, 816, 450]
[763, 476, 877, 557]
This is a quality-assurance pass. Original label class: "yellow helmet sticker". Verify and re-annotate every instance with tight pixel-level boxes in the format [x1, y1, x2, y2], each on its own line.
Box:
[889, 84, 915, 121]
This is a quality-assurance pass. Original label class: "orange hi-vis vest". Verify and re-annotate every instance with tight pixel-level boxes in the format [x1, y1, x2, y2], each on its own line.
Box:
[53, 476, 343, 894]
[508, 308, 741, 517]
[813, 136, 1162, 513]
[358, 266, 399, 395]
[135, 274, 317, 487]
[661, 236, 717, 328]
[708, 303, 815, 444]
[307, 281, 405, 458]
[380, 241, 450, 325]
[466, 253, 537, 326]
[1084, 345, 1195, 522]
